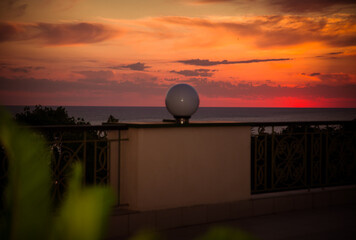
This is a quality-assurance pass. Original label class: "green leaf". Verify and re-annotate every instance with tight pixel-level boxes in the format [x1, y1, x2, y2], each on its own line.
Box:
[1, 107, 115, 240]
[0, 107, 52, 240]
[51, 163, 115, 240]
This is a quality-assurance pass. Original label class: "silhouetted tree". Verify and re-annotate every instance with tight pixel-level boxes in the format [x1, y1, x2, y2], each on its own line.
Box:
[6, 106, 101, 203]
[15, 105, 89, 126]
[106, 115, 119, 123]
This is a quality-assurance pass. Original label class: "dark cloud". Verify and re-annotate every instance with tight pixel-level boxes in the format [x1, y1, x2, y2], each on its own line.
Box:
[195, 0, 234, 3]
[0, 77, 78, 93]
[159, 15, 356, 48]
[36, 22, 118, 45]
[10, 67, 29, 73]
[0, 22, 28, 42]
[177, 58, 291, 66]
[8, 66, 45, 73]
[1, 74, 355, 105]
[110, 62, 151, 71]
[302, 72, 320, 77]
[178, 59, 226, 66]
[317, 73, 352, 84]
[316, 51, 344, 58]
[327, 51, 344, 55]
[326, 35, 356, 48]
[183, 78, 356, 100]
[309, 73, 320, 76]
[302, 72, 352, 83]
[0, 73, 165, 96]
[267, 0, 356, 13]
[164, 78, 180, 82]
[0, 0, 28, 18]
[74, 70, 115, 81]
[170, 69, 214, 77]
[0, 64, 45, 73]
[190, 0, 356, 13]
[0, 22, 118, 45]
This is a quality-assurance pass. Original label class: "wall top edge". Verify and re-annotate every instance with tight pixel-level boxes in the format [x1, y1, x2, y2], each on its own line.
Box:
[23, 120, 354, 129]
[111, 120, 354, 129]
[120, 121, 253, 128]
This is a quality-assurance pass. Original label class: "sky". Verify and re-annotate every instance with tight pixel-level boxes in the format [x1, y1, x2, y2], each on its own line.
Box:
[0, 0, 356, 107]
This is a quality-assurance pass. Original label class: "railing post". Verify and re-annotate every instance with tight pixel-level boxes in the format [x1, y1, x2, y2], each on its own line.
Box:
[83, 131, 87, 186]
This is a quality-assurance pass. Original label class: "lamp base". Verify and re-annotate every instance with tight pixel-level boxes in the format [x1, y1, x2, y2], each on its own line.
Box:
[175, 117, 190, 124]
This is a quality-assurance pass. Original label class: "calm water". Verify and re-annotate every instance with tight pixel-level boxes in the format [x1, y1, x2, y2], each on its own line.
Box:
[4, 106, 356, 125]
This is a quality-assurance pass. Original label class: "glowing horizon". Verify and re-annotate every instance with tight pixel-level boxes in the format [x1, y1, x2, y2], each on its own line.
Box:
[1, 0, 356, 108]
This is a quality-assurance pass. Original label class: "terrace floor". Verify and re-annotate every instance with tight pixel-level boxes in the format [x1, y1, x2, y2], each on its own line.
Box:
[115, 203, 356, 240]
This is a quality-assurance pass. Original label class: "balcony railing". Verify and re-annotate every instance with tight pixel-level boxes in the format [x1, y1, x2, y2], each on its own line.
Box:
[0, 124, 128, 206]
[251, 121, 356, 194]
[1, 120, 355, 210]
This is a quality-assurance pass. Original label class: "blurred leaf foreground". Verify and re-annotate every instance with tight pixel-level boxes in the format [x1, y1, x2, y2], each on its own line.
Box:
[0, 107, 114, 240]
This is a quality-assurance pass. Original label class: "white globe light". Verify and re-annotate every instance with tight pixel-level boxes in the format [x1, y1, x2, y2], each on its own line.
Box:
[165, 83, 199, 123]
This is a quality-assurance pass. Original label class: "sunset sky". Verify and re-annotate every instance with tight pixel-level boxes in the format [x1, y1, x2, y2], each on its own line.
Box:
[1, 0, 356, 107]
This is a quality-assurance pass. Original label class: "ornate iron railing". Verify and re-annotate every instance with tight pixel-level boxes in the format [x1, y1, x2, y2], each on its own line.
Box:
[251, 121, 356, 194]
[2, 121, 355, 204]
[0, 125, 128, 206]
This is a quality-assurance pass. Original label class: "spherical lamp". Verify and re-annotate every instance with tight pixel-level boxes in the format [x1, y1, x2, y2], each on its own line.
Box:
[165, 83, 200, 124]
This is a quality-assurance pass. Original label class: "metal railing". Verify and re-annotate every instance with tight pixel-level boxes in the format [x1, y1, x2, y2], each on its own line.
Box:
[2, 120, 356, 205]
[0, 124, 128, 205]
[251, 121, 356, 194]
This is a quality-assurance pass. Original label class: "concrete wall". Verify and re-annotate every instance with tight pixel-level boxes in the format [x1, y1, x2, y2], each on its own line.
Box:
[118, 124, 251, 211]
[107, 130, 120, 206]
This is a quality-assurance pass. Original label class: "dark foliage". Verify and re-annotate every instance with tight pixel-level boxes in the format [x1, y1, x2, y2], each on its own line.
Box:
[15, 105, 89, 126]
[106, 115, 119, 123]
[1, 106, 109, 206]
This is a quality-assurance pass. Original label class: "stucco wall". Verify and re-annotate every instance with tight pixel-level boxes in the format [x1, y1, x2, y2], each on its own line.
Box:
[118, 125, 251, 211]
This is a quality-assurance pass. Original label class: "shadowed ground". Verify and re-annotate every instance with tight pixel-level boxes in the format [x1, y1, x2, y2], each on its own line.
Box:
[115, 204, 356, 240]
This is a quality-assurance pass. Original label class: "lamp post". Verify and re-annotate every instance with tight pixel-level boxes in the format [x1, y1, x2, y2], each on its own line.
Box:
[165, 83, 200, 124]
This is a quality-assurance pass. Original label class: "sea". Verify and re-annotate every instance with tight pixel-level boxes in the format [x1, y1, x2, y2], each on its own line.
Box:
[4, 106, 356, 125]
